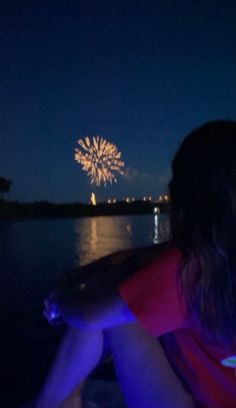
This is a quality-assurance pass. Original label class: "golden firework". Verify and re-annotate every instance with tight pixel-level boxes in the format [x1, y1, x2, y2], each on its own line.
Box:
[74, 136, 125, 186]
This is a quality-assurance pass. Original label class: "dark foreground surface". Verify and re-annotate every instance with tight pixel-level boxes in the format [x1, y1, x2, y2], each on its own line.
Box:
[82, 380, 126, 408]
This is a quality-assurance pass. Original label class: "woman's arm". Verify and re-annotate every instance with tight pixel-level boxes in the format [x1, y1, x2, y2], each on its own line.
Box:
[44, 243, 168, 330]
[56, 287, 136, 329]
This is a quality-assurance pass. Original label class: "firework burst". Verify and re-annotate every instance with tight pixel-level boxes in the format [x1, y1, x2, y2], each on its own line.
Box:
[74, 136, 125, 186]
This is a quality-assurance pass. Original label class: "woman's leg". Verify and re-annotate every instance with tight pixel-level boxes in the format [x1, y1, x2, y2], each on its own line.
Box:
[35, 328, 104, 408]
[105, 322, 194, 408]
[35, 323, 194, 408]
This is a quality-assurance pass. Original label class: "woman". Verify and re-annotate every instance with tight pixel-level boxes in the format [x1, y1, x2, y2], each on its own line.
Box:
[36, 120, 236, 408]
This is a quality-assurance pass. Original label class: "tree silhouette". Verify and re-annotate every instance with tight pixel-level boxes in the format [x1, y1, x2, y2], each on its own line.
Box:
[0, 176, 12, 200]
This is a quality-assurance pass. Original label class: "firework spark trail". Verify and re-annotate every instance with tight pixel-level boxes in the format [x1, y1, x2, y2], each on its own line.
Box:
[74, 136, 125, 186]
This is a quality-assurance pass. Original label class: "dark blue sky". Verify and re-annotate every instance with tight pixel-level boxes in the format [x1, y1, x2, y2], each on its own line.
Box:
[0, 0, 235, 203]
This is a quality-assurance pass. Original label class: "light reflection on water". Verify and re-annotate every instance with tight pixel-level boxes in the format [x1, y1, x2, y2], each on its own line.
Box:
[74, 214, 170, 267]
[0, 214, 170, 309]
[74, 216, 133, 267]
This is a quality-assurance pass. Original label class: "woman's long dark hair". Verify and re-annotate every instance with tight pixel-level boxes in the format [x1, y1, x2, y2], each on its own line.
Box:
[169, 120, 236, 347]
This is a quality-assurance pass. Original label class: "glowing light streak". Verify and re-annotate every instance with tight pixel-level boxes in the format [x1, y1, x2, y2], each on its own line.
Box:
[90, 192, 96, 205]
[74, 136, 125, 186]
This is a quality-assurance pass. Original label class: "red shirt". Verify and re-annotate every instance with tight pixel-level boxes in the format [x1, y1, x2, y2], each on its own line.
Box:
[118, 244, 236, 408]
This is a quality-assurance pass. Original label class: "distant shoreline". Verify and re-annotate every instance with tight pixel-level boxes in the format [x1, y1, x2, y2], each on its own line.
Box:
[0, 200, 170, 219]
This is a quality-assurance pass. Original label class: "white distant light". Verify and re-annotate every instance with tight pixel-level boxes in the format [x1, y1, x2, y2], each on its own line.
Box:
[154, 206, 160, 214]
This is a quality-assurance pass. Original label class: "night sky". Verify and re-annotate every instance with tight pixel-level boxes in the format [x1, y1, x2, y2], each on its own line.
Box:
[0, 0, 235, 203]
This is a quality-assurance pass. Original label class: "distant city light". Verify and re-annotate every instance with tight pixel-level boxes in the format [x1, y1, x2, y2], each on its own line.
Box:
[106, 195, 169, 204]
[157, 194, 170, 202]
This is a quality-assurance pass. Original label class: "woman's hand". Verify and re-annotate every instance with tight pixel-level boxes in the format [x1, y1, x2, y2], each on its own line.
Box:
[43, 271, 85, 326]
[43, 272, 95, 328]
[43, 289, 65, 326]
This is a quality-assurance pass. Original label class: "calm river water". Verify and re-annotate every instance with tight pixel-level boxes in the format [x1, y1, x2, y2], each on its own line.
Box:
[0, 214, 170, 406]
